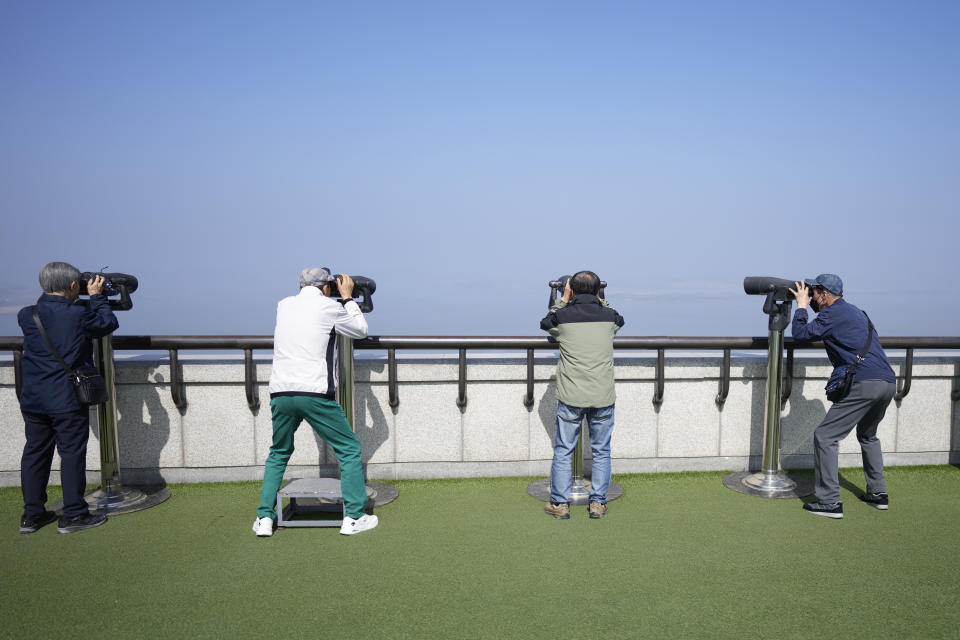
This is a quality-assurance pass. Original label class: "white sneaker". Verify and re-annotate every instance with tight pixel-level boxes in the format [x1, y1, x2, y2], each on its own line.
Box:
[339, 514, 379, 536]
[252, 517, 274, 537]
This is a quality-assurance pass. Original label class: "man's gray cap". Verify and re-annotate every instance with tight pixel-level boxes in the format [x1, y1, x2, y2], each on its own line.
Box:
[298, 267, 335, 288]
[804, 274, 843, 296]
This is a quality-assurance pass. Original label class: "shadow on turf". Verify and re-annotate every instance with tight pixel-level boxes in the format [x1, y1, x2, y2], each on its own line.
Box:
[795, 471, 875, 506]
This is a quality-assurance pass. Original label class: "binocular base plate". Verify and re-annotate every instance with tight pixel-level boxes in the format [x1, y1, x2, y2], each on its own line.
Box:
[722, 470, 814, 499]
[526, 478, 624, 505]
[49, 484, 171, 516]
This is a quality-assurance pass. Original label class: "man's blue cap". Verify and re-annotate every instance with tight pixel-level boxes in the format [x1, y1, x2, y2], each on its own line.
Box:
[804, 274, 843, 296]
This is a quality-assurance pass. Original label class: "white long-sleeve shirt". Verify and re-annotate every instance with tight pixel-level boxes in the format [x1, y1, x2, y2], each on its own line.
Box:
[268, 286, 368, 396]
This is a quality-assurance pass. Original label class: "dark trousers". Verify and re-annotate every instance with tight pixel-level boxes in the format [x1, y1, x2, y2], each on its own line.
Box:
[21, 409, 91, 518]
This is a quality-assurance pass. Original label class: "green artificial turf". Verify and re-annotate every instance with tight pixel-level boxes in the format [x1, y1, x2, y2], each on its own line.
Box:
[2, 467, 959, 639]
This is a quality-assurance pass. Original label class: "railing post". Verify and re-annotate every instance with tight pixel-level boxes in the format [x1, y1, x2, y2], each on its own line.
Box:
[244, 348, 259, 412]
[895, 348, 914, 401]
[456, 348, 467, 409]
[780, 346, 794, 409]
[13, 348, 22, 402]
[388, 348, 399, 409]
[523, 349, 535, 408]
[652, 348, 665, 406]
[716, 348, 730, 406]
[168, 348, 187, 411]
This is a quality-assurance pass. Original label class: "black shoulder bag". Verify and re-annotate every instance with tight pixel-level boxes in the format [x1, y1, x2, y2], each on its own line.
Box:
[824, 312, 873, 403]
[31, 307, 108, 405]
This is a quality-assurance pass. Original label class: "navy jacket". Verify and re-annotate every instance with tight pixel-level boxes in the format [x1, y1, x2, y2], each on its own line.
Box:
[18, 294, 119, 414]
[791, 298, 895, 384]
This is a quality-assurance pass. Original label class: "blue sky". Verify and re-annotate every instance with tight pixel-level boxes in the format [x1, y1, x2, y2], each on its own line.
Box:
[1, 1, 957, 338]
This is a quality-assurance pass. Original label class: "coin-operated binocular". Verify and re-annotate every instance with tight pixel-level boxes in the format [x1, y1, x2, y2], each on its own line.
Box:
[67, 269, 171, 515]
[332, 275, 376, 313]
[722, 276, 814, 499]
[547, 275, 607, 310]
[78, 272, 139, 311]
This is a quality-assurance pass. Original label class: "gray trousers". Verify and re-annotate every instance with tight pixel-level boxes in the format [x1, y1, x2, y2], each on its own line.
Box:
[813, 379, 896, 503]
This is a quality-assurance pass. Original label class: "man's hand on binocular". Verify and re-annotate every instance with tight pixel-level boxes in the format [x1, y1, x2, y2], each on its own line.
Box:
[337, 274, 355, 299]
[789, 281, 810, 309]
[87, 274, 106, 296]
[561, 280, 573, 303]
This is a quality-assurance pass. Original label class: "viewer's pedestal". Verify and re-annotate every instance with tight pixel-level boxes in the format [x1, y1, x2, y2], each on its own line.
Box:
[527, 424, 623, 505]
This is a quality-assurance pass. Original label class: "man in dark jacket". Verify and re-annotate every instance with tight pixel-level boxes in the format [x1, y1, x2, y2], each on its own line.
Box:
[540, 271, 624, 519]
[790, 274, 896, 519]
[17, 262, 118, 534]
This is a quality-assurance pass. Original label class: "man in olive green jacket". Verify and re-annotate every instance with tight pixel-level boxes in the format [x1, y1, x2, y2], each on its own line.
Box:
[540, 271, 624, 519]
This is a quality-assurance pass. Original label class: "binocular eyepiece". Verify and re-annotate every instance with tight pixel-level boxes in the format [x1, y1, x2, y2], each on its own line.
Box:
[78, 272, 139, 311]
[79, 272, 139, 297]
[334, 275, 376, 313]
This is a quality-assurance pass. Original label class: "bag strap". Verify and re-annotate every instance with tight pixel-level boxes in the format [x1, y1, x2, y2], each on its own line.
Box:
[31, 306, 75, 376]
[852, 312, 874, 367]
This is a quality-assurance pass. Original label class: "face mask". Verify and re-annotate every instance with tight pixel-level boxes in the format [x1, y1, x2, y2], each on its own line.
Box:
[809, 293, 821, 313]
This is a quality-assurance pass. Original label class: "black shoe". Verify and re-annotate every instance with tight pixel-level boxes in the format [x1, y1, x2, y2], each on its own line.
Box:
[802, 501, 843, 519]
[57, 513, 107, 534]
[19, 511, 58, 534]
[860, 492, 889, 510]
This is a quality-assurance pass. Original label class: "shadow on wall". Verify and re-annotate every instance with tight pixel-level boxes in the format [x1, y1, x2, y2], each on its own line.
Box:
[352, 361, 390, 471]
[538, 380, 558, 450]
[746, 375, 827, 466]
[781, 377, 827, 458]
[116, 365, 171, 486]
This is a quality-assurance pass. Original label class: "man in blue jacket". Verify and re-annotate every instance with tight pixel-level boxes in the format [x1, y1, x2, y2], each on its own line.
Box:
[17, 262, 118, 534]
[789, 274, 896, 519]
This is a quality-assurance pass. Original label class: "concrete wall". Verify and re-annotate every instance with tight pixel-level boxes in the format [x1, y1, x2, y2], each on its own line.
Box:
[1, 353, 958, 486]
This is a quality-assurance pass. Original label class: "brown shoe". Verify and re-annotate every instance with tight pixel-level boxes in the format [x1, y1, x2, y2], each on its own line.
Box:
[589, 501, 607, 519]
[544, 502, 570, 519]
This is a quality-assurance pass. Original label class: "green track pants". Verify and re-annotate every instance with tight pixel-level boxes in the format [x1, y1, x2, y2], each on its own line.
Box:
[257, 395, 367, 519]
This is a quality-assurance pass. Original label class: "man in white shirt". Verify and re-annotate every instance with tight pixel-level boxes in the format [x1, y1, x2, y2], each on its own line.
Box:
[253, 267, 377, 537]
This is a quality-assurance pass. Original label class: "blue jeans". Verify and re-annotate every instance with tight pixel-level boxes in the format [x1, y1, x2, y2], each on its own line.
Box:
[549, 401, 615, 504]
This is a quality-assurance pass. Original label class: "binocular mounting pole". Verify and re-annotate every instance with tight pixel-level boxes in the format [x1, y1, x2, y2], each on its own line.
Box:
[723, 292, 813, 498]
[336, 334, 356, 431]
[335, 331, 398, 508]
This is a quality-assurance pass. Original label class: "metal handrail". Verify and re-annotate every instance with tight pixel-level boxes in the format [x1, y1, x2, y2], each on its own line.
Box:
[2, 335, 959, 411]
[4, 335, 960, 350]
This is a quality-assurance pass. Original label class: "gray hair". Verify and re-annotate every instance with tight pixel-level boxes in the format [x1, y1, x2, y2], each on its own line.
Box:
[39, 261, 81, 293]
